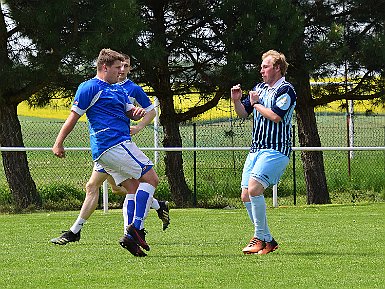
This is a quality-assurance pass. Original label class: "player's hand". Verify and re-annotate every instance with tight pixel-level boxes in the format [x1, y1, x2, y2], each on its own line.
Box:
[231, 84, 242, 101]
[249, 90, 260, 105]
[52, 144, 65, 158]
[130, 125, 141, 135]
[128, 107, 146, 121]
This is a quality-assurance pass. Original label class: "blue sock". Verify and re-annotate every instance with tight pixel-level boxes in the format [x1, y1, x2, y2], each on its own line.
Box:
[250, 195, 266, 240]
[133, 183, 155, 230]
[122, 193, 135, 233]
[244, 202, 254, 224]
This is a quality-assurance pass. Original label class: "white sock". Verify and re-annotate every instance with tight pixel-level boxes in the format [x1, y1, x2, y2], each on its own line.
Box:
[70, 217, 86, 234]
[151, 198, 160, 210]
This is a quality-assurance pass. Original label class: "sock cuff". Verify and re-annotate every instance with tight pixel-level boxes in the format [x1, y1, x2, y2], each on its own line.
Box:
[125, 193, 135, 200]
[250, 195, 264, 201]
[138, 182, 155, 196]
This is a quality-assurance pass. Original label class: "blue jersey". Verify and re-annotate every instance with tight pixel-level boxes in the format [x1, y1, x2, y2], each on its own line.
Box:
[119, 79, 154, 112]
[242, 77, 296, 157]
[71, 77, 134, 160]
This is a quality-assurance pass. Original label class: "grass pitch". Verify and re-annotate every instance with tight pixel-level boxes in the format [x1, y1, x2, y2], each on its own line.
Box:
[1, 203, 384, 289]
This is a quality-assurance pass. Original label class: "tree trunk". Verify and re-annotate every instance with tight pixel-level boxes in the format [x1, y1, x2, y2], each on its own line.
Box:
[159, 98, 193, 208]
[0, 103, 41, 210]
[295, 94, 330, 204]
[290, 43, 330, 204]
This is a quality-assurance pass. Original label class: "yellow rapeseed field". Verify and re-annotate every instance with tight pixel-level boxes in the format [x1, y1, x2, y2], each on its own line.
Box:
[17, 97, 236, 121]
[17, 96, 384, 121]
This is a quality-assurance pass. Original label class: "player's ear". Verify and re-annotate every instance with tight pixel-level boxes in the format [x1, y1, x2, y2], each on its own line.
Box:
[274, 64, 280, 72]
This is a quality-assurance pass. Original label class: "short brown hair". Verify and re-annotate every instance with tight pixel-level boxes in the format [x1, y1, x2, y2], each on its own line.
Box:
[96, 49, 125, 71]
[120, 53, 131, 61]
[262, 50, 289, 75]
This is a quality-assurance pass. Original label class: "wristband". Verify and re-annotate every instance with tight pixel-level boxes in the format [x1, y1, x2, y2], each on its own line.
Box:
[252, 100, 260, 106]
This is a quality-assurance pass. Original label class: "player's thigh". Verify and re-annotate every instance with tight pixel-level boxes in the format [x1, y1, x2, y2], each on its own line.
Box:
[138, 168, 159, 187]
[251, 149, 289, 186]
[120, 178, 140, 193]
[87, 170, 108, 189]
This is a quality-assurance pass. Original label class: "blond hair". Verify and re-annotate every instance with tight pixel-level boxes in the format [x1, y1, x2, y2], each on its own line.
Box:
[262, 50, 288, 75]
[96, 49, 125, 71]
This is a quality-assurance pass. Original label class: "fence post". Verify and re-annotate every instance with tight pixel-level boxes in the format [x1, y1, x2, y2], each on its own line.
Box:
[154, 97, 160, 165]
[293, 125, 297, 205]
[273, 185, 278, 207]
[193, 123, 197, 207]
[102, 180, 108, 213]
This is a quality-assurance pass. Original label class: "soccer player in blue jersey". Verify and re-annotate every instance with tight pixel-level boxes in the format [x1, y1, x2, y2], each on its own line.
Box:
[231, 50, 296, 255]
[51, 48, 157, 257]
[91, 54, 170, 232]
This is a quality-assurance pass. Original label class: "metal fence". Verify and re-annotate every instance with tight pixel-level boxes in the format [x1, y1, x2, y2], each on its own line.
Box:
[1, 112, 385, 205]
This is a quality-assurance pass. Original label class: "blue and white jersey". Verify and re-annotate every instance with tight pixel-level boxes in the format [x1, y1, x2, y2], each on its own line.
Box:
[119, 79, 154, 112]
[242, 77, 296, 157]
[71, 77, 135, 160]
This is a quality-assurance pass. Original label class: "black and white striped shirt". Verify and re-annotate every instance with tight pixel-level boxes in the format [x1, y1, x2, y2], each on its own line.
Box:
[242, 77, 296, 157]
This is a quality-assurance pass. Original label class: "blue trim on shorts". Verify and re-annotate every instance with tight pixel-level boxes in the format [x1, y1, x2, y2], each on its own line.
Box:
[96, 167, 107, 173]
[120, 143, 153, 177]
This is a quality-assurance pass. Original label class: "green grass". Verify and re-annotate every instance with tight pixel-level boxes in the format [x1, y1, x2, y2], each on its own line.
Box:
[1, 203, 384, 288]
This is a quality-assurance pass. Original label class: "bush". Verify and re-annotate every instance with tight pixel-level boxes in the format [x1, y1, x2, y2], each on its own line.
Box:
[39, 184, 85, 210]
[152, 178, 172, 201]
[0, 186, 13, 205]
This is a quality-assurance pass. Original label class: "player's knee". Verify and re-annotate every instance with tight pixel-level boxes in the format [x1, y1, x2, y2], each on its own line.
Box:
[241, 191, 250, 202]
[152, 174, 159, 187]
[248, 177, 266, 196]
[111, 186, 126, 196]
[141, 169, 159, 187]
[85, 181, 99, 195]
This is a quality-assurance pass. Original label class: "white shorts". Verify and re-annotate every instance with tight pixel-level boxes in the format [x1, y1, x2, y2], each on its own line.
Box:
[93, 162, 107, 173]
[97, 140, 153, 185]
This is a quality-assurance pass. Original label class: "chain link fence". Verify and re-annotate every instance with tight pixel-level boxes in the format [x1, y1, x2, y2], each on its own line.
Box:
[1, 112, 385, 205]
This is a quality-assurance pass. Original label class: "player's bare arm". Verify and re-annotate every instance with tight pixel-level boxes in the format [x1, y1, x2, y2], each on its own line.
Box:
[252, 102, 282, 123]
[131, 108, 156, 135]
[52, 111, 81, 158]
[249, 89, 282, 123]
[231, 84, 248, 118]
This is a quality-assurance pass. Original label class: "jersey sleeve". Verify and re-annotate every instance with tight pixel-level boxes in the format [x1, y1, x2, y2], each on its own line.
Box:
[71, 81, 101, 116]
[130, 85, 154, 112]
[120, 86, 135, 112]
[271, 85, 296, 118]
[241, 96, 253, 115]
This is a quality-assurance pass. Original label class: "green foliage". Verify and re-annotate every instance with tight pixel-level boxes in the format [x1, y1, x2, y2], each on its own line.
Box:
[151, 177, 172, 201]
[215, 0, 303, 87]
[4, 0, 141, 105]
[38, 184, 84, 211]
[0, 205, 384, 288]
[0, 186, 13, 205]
[39, 184, 83, 203]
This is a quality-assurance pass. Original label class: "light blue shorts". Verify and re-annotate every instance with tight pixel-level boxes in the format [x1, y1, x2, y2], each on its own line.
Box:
[241, 149, 289, 189]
